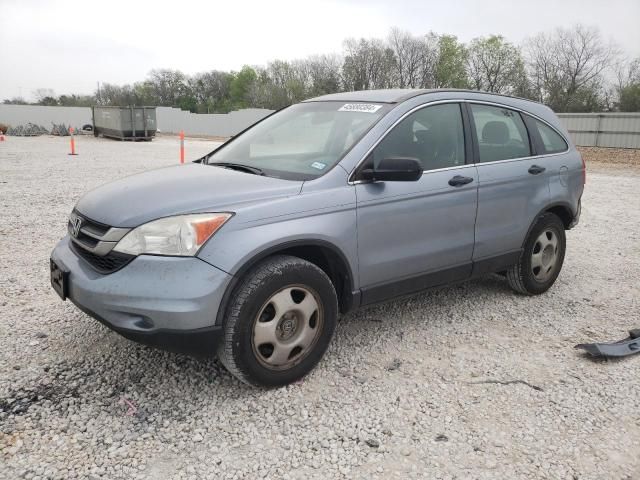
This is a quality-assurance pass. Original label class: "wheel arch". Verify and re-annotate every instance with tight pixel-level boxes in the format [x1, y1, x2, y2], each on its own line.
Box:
[215, 239, 358, 327]
[522, 202, 574, 248]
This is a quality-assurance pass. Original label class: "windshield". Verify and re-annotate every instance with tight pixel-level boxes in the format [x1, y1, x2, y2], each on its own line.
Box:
[207, 101, 390, 180]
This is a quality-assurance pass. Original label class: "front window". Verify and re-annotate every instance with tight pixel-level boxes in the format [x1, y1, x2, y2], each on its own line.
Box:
[371, 103, 466, 171]
[207, 102, 390, 180]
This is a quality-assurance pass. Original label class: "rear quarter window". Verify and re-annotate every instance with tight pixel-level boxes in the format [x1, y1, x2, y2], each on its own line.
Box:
[534, 120, 568, 154]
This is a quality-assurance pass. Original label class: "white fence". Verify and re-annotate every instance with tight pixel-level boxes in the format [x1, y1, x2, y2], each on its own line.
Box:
[556, 113, 640, 148]
[2, 104, 638, 148]
[0, 105, 92, 128]
[0, 104, 273, 137]
[155, 107, 273, 137]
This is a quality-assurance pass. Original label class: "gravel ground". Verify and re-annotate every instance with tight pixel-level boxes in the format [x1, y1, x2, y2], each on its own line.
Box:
[1, 136, 639, 480]
[578, 146, 640, 169]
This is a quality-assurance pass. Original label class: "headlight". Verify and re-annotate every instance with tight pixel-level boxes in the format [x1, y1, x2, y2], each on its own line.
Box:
[113, 213, 232, 256]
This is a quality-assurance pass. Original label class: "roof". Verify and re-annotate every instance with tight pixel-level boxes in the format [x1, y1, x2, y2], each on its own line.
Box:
[304, 88, 543, 106]
[304, 89, 428, 104]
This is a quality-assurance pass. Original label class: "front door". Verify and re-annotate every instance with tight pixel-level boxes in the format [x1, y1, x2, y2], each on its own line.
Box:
[355, 102, 478, 304]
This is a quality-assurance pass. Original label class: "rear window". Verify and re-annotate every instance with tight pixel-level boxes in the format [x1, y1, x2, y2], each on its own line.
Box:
[534, 120, 568, 154]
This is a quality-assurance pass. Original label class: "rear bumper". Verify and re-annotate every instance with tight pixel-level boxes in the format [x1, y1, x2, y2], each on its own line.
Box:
[51, 236, 232, 353]
[568, 199, 581, 229]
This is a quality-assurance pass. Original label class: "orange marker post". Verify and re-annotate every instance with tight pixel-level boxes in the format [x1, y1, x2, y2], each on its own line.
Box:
[68, 127, 78, 156]
[179, 130, 185, 164]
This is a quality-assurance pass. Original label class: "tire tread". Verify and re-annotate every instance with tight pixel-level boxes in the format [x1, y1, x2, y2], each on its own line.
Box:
[506, 212, 565, 296]
[217, 255, 336, 386]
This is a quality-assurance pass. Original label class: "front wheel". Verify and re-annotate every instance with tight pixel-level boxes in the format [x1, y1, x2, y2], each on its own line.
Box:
[217, 255, 338, 387]
[507, 212, 566, 295]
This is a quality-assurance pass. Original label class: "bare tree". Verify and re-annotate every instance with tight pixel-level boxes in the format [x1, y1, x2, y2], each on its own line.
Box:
[188, 71, 233, 112]
[145, 69, 188, 106]
[2, 97, 28, 105]
[388, 28, 429, 88]
[304, 54, 343, 96]
[417, 33, 440, 88]
[615, 57, 640, 91]
[33, 88, 58, 105]
[342, 38, 396, 91]
[525, 25, 619, 111]
[96, 83, 137, 106]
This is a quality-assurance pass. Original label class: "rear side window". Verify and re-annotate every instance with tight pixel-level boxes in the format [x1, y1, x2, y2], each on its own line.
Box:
[470, 104, 531, 162]
[534, 120, 568, 154]
[372, 103, 466, 171]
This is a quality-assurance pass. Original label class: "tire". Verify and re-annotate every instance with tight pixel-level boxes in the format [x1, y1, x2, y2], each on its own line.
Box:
[217, 255, 338, 387]
[507, 212, 566, 295]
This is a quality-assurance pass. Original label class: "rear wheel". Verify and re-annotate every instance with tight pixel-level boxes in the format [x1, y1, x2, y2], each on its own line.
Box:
[217, 255, 338, 387]
[507, 213, 566, 295]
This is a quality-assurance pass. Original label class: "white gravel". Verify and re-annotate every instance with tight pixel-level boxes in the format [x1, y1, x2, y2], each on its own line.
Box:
[1, 135, 639, 480]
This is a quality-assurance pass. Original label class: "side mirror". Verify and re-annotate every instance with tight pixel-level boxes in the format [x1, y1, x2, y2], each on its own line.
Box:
[359, 157, 423, 182]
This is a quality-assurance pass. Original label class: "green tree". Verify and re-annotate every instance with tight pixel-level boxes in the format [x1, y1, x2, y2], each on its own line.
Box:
[434, 35, 468, 88]
[615, 58, 640, 111]
[229, 66, 258, 108]
[619, 84, 640, 111]
[176, 95, 198, 112]
[467, 35, 527, 95]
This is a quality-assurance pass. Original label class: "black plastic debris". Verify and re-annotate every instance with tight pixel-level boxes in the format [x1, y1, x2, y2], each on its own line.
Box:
[575, 329, 640, 358]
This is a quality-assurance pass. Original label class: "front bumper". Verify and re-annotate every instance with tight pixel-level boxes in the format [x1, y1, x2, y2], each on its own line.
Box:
[51, 236, 233, 354]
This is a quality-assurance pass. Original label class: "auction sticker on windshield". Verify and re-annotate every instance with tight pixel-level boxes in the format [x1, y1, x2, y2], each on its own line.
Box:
[338, 103, 383, 113]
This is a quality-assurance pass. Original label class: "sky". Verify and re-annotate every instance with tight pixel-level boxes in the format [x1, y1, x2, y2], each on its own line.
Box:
[1, 0, 639, 101]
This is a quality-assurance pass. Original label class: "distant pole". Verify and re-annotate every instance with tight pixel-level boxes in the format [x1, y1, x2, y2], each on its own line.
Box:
[68, 127, 78, 156]
[180, 130, 185, 164]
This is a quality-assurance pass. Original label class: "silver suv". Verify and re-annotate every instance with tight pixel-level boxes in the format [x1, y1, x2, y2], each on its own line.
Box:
[51, 89, 584, 386]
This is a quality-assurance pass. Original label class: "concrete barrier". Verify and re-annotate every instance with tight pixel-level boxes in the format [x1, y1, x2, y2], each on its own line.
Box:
[0, 105, 92, 129]
[0, 104, 274, 138]
[154, 107, 273, 137]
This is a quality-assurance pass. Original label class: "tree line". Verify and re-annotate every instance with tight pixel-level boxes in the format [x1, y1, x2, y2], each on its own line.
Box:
[4, 25, 639, 113]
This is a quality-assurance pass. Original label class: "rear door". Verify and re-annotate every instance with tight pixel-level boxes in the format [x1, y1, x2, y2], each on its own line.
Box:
[355, 102, 478, 303]
[468, 103, 551, 261]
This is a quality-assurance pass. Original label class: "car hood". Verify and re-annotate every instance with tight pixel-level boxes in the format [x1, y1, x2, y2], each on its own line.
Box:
[75, 164, 303, 227]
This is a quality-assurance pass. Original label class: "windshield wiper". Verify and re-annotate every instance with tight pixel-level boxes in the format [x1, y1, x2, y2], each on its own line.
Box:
[210, 162, 264, 176]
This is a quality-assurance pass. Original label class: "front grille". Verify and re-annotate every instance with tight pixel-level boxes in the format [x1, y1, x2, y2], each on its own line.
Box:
[70, 241, 134, 274]
[68, 211, 110, 237]
[74, 230, 99, 248]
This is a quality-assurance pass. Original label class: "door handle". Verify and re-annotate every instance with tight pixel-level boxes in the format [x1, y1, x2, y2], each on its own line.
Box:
[448, 175, 474, 187]
[528, 165, 546, 175]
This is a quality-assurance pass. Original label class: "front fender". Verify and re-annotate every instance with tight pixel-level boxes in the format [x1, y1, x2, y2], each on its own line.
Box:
[198, 203, 357, 279]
